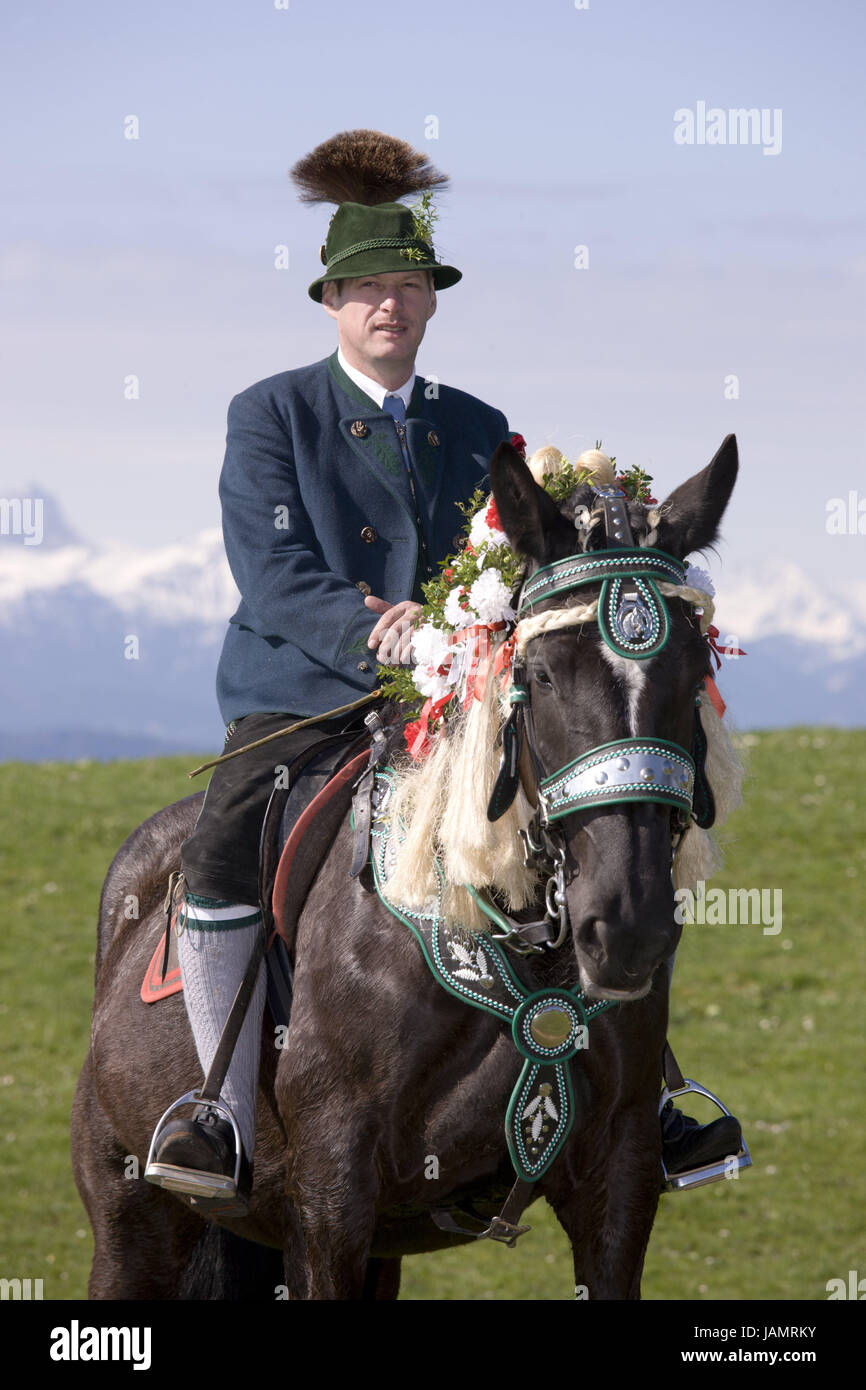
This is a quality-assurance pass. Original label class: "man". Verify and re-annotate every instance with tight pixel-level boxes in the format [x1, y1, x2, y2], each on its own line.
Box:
[145, 132, 510, 1204]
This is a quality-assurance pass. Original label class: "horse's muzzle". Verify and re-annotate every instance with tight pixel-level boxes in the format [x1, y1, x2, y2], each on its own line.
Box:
[571, 907, 681, 999]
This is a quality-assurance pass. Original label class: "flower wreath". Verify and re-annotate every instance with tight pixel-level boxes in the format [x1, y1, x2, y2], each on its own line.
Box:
[378, 435, 741, 758]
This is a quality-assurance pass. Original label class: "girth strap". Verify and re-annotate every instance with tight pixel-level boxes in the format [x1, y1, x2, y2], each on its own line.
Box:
[431, 1176, 537, 1247]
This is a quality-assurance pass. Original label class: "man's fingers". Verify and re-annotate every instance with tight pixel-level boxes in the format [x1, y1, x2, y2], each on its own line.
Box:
[367, 600, 423, 649]
[364, 594, 391, 615]
[377, 618, 417, 666]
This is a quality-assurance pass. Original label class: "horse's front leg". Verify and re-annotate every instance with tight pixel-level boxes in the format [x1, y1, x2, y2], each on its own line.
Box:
[279, 1115, 383, 1300]
[543, 1101, 662, 1301]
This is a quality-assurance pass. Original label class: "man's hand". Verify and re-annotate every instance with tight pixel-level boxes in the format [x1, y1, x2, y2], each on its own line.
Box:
[364, 595, 423, 665]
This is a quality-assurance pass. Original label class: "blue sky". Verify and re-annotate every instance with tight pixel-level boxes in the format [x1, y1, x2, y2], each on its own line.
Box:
[3, 0, 864, 588]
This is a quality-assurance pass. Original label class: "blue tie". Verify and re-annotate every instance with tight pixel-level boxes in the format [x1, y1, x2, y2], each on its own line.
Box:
[382, 392, 432, 598]
[382, 392, 408, 462]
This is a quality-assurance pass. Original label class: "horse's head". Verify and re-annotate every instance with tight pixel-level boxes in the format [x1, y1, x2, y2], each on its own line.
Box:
[490, 435, 738, 1000]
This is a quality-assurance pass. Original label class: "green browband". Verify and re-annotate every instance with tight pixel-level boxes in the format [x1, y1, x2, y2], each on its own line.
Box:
[519, 547, 687, 661]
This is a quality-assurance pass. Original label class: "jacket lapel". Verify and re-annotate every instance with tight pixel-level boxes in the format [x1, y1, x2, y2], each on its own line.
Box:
[328, 353, 415, 518]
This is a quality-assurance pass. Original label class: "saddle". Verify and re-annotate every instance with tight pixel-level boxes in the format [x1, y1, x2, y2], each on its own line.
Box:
[141, 711, 400, 1011]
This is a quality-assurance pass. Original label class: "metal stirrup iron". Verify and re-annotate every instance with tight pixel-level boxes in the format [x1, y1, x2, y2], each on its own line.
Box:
[145, 916, 267, 1201]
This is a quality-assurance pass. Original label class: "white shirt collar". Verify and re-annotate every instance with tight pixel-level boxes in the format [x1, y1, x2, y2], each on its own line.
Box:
[337, 346, 414, 411]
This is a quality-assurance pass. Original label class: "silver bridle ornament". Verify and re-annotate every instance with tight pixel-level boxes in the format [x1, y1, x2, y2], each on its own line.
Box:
[536, 738, 696, 825]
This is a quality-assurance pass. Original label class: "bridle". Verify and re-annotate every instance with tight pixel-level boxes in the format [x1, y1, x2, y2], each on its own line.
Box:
[473, 485, 716, 956]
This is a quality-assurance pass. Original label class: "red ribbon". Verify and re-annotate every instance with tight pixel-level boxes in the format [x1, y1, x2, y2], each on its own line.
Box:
[706, 625, 746, 670]
[704, 675, 726, 719]
[452, 620, 506, 708]
[702, 627, 746, 720]
[405, 691, 454, 760]
[404, 622, 510, 758]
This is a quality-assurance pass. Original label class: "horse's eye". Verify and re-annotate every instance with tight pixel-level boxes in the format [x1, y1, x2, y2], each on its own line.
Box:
[534, 669, 553, 689]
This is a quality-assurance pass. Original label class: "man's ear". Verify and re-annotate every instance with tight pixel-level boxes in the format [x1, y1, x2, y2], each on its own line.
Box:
[426, 286, 437, 322]
[321, 281, 340, 321]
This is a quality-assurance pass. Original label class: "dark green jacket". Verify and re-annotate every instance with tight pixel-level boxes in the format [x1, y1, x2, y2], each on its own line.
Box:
[216, 351, 509, 723]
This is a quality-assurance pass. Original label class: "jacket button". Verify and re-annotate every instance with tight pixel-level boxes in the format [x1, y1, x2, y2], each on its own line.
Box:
[453, 533, 466, 550]
[355, 580, 371, 596]
[360, 526, 377, 544]
[357, 661, 371, 672]
[427, 430, 440, 447]
[351, 420, 369, 438]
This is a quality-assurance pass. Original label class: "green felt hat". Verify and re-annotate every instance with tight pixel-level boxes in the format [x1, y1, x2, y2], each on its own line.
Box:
[291, 130, 462, 303]
[307, 200, 461, 302]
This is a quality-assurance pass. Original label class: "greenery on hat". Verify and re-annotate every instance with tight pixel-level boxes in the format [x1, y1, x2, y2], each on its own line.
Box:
[401, 191, 437, 262]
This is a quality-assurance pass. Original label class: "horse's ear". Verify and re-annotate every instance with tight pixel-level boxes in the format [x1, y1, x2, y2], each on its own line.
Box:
[490, 441, 574, 564]
[652, 434, 738, 560]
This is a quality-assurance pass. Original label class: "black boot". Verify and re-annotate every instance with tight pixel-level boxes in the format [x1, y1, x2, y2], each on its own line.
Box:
[145, 1102, 252, 1212]
[661, 1098, 744, 1177]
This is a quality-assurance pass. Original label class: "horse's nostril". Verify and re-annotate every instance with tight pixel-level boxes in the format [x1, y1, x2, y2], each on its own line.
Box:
[576, 917, 610, 965]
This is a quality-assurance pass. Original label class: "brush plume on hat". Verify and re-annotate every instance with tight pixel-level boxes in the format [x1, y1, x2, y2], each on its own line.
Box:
[291, 128, 450, 206]
[293, 129, 462, 301]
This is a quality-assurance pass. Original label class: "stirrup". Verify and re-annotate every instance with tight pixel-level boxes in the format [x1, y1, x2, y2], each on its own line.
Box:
[144, 1090, 243, 1201]
[658, 1078, 752, 1192]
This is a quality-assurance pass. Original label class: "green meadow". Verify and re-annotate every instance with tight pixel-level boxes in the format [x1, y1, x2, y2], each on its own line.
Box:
[1, 728, 863, 1301]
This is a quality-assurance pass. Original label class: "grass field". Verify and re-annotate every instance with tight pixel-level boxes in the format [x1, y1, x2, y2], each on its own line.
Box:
[1, 728, 864, 1301]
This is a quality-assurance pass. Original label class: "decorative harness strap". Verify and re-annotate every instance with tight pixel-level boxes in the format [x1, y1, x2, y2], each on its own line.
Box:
[368, 771, 617, 1228]
[520, 546, 686, 662]
[538, 737, 695, 822]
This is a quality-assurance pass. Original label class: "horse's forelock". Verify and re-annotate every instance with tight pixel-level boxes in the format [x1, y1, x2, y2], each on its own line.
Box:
[553, 487, 656, 555]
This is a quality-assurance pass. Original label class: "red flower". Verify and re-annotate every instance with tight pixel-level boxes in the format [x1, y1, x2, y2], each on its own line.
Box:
[486, 497, 504, 534]
[509, 432, 527, 459]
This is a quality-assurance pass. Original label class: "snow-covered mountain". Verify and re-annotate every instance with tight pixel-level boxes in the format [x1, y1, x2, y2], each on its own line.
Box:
[0, 489, 863, 760]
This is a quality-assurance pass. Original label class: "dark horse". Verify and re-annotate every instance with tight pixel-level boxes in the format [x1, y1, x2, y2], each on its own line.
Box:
[72, 436, 738, 1300]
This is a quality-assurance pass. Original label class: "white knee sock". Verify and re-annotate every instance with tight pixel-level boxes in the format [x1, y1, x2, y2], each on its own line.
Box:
[176, 894, 266, 1162]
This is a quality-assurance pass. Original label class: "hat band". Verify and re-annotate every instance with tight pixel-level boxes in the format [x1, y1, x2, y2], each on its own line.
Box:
[325, 236, 434, 271]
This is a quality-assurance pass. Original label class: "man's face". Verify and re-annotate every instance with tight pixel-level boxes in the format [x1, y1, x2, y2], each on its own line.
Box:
[322, 270, 436, 382]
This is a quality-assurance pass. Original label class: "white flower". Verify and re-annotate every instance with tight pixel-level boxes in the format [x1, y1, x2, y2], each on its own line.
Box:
[413, 663, 452, 702]
[685, 563, 715, 598]
[469, 502, 508, 551]
[443, 586, 478, 629]
[410, 622, 451, 673]
[467, 568, 517, 625]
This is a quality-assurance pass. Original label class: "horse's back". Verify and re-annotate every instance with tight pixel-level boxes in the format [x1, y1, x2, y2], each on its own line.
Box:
[95, 793, 203, 976]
